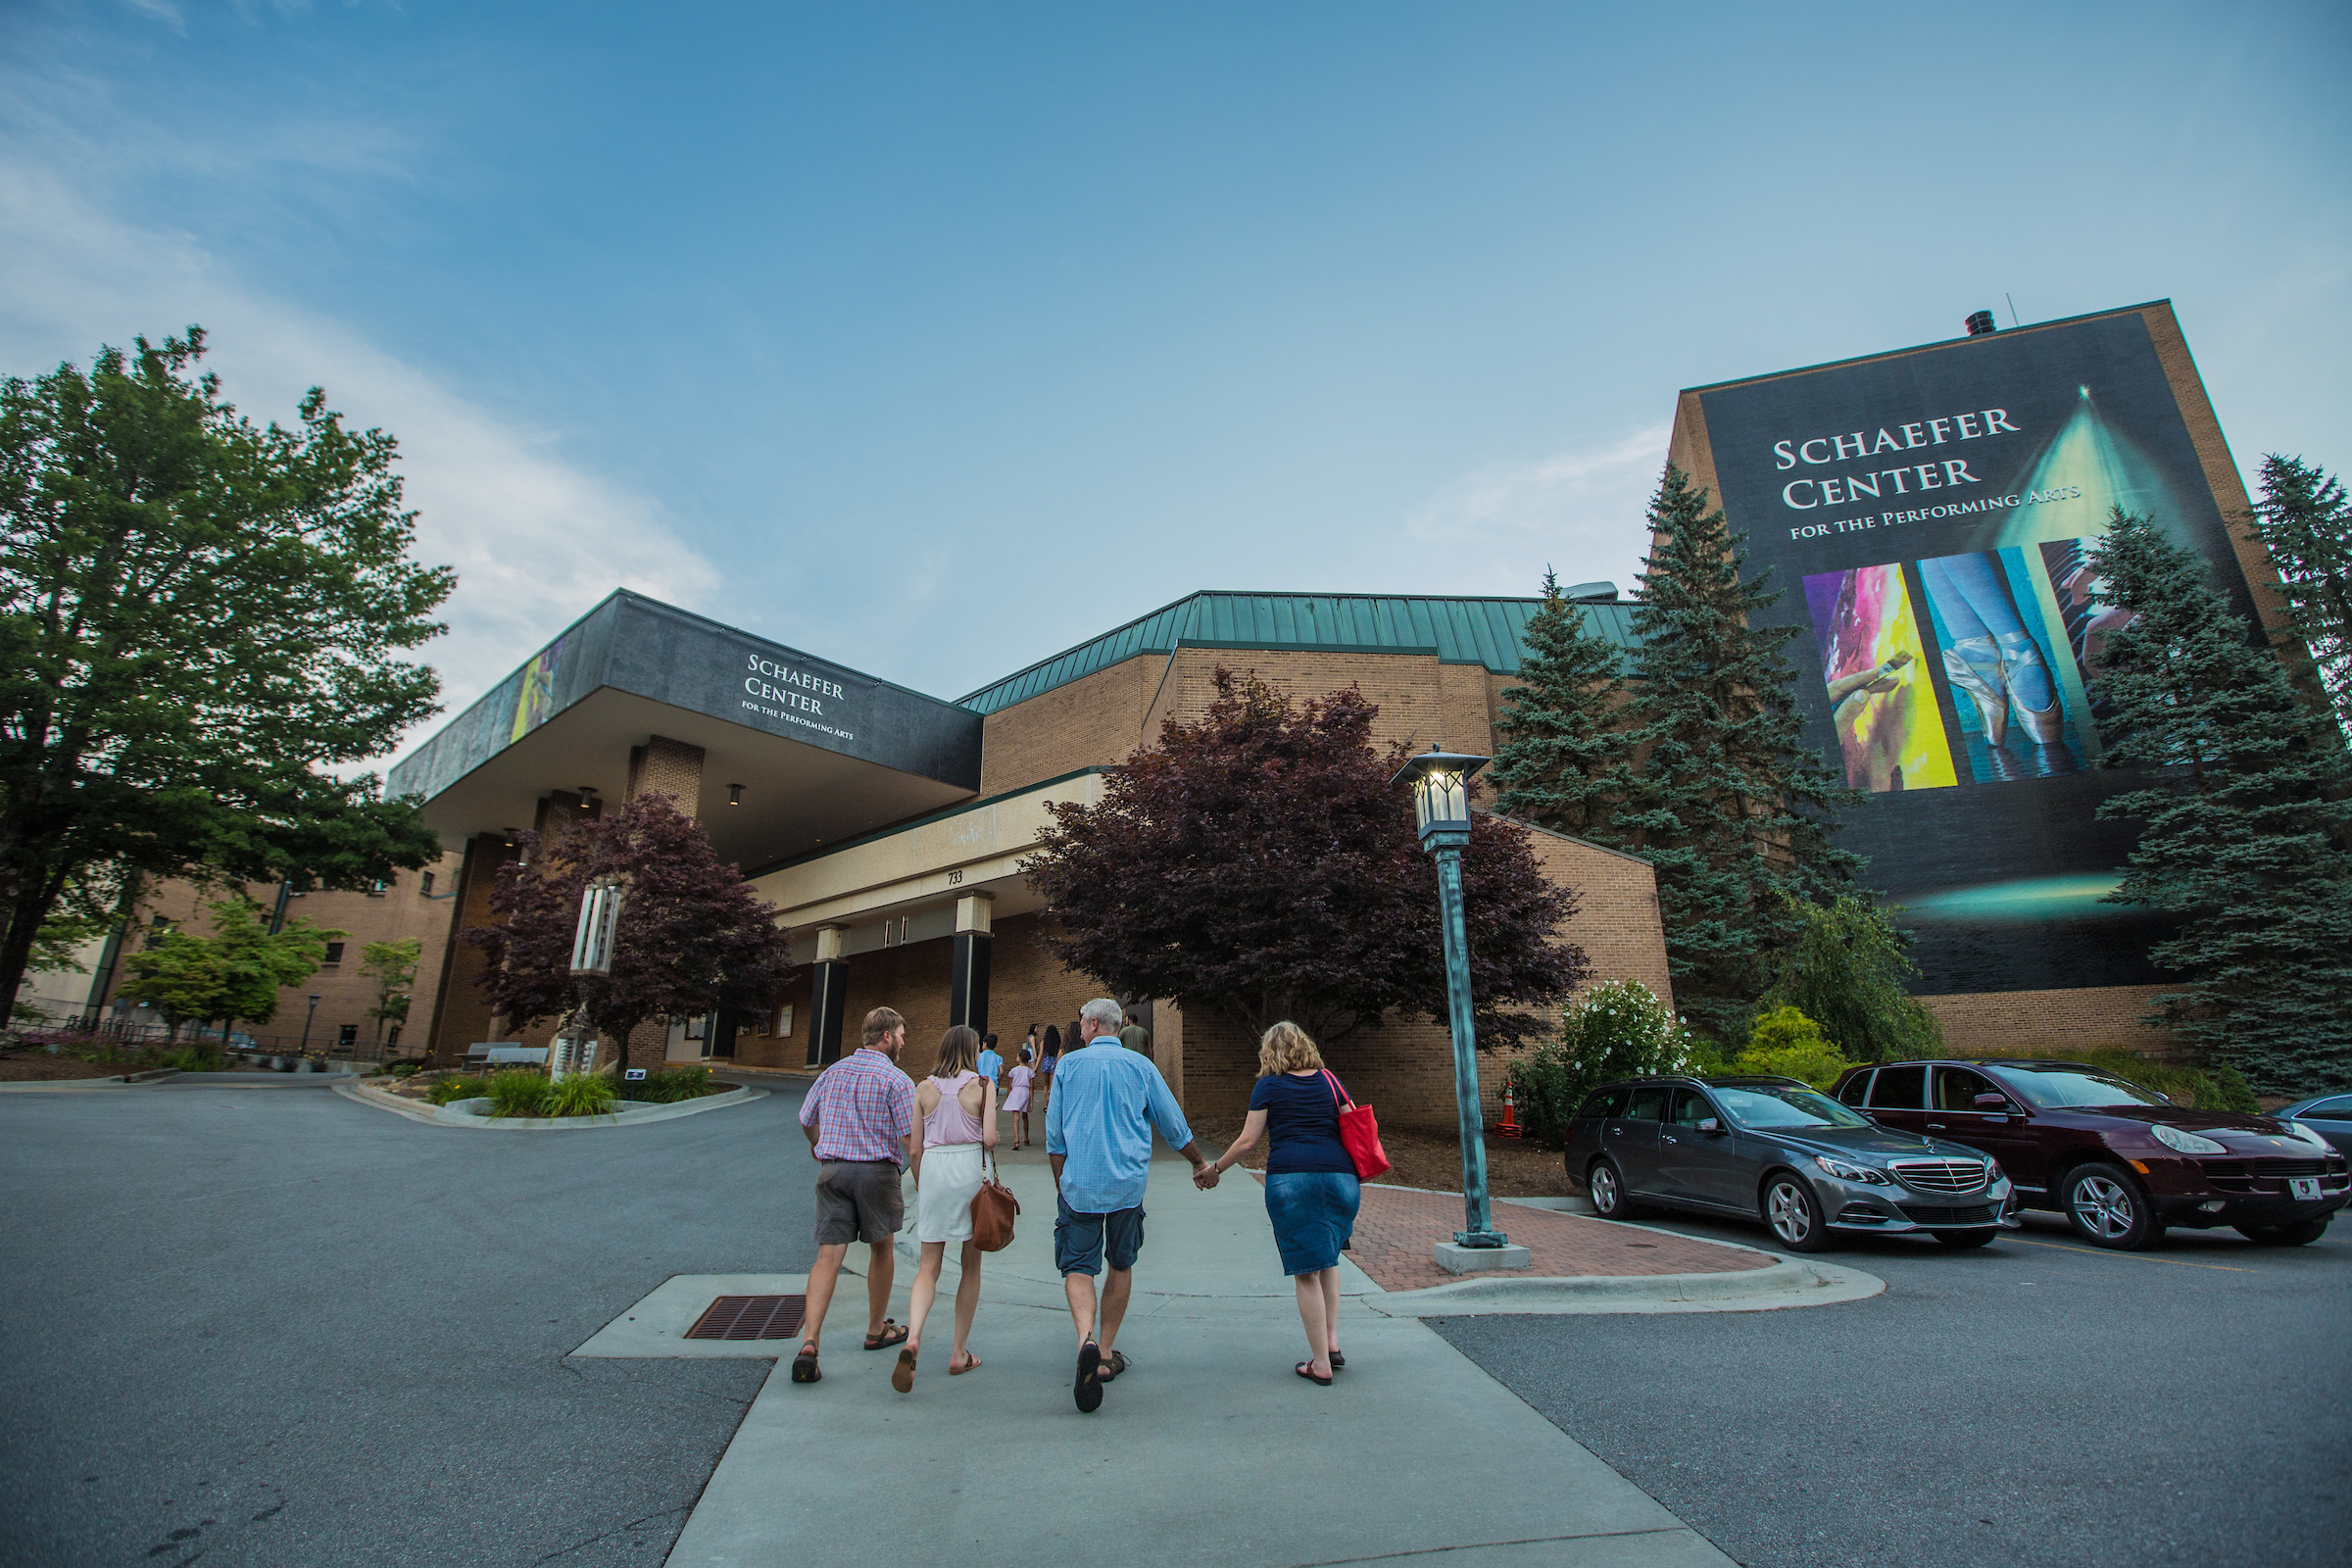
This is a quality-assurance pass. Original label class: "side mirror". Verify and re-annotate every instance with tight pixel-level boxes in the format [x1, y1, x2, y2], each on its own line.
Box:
[1973, 1094, 2011, 1112]
[1697, 1117, 1723, 1134]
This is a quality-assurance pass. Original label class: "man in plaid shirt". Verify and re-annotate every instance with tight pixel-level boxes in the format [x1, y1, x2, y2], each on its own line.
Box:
[791, 1005, 917, 1385]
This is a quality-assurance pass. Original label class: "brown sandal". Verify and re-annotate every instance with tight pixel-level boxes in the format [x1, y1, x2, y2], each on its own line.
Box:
[863, 1320, 907, 1350]
[892, 1348, 916, 1394]
[949, 1351, 982, 1375]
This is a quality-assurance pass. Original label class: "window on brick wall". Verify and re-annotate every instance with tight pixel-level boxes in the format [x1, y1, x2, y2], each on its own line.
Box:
[322, 941, 345, 966]
[420, 871, 435, 896]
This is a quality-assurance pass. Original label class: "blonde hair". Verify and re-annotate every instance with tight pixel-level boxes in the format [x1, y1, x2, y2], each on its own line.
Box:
[933, 1025, 979, 1078]
[1257, 1021, 1324, 1076]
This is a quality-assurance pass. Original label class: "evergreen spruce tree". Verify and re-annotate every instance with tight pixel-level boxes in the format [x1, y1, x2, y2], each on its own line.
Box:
[2248, 454, 2352, 738]
[2090, 508, 2352, 1094]
[1616, 466, 1863, 1039]
[1490, 568, 1635, 840]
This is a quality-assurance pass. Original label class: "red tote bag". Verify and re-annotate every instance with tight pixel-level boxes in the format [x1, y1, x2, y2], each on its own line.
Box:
[1321, 1069, 1392, 1182]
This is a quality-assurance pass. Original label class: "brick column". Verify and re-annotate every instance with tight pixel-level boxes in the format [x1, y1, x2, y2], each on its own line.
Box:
[626, 735, 707, 816]
[950, 894, 993, 1038]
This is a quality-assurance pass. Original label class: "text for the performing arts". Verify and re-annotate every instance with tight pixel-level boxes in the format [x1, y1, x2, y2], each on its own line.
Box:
[1789, 487, 2084, 540]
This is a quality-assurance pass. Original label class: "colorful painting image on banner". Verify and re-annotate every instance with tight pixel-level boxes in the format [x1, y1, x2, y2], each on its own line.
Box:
[1801, 563, 1956, 794]
[509, 636, 565, 743]
[1916, 548, 2093, 783]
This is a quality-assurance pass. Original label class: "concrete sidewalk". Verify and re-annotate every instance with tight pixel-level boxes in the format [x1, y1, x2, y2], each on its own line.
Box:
[644, 1148, 1741, 1568]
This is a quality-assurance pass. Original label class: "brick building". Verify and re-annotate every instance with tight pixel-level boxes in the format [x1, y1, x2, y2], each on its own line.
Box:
[385, 588, 1672, 1127]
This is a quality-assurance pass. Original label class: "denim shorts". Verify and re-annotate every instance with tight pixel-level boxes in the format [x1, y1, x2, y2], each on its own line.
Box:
[1054, 1195, 1145, 1277]
[1263, 1170, 1361, 1276]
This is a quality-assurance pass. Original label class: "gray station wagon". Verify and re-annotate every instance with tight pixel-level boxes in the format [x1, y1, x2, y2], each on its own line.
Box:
[1563, 1075, 2021, 1251]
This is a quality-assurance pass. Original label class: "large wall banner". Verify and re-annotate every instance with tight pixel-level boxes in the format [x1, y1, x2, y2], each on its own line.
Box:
[1683, 305, 2261, 995]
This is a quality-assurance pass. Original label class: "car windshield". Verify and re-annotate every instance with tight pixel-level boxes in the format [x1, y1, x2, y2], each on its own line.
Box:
[1996, 1068, 2169, 1109]
[1710, 1085, 1873, 1129]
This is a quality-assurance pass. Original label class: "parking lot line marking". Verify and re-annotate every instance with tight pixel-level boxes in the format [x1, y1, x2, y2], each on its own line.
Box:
[2009, 1238, 2256, 1272]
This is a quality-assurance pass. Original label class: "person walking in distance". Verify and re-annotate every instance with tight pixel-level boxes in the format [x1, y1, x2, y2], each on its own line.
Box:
[897, 1025, 998, 1392]
[975, 1032, 1004, 1099]
[1118, 1008, 1152, 1061]
[791, 1007, 917, 1385]
[1198, 1022, 1360, 1386]
[1047, 997, 1213, 1412]
[1003, 1044, 1036, 1150]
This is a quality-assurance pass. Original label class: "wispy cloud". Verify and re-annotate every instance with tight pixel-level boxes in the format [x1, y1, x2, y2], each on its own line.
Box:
[1396, 424, 1667, 596]
[0, 162, 719, 768]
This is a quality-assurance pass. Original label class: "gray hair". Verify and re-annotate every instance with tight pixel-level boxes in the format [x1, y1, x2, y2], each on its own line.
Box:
[1080, 998, 1124, 1034]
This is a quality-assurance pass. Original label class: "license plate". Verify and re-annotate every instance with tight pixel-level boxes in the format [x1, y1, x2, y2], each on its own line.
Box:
[2289, 1177, 2323, 1201]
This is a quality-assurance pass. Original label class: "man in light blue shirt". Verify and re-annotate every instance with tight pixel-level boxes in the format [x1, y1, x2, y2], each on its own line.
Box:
[1046, 996, 1211, 1413]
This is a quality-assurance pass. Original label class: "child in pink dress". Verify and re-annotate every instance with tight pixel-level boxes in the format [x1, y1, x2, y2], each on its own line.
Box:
[1002, 1051, 1035, 1150]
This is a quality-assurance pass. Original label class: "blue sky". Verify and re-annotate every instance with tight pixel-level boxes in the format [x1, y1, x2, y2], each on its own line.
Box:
[4, 2, 2346, 761]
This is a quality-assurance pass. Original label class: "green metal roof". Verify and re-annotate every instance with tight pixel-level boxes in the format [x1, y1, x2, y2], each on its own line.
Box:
[956, 590, 1638, 714]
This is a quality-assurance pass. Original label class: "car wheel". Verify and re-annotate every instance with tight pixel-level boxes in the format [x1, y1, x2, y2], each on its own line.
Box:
[1935, 1228, 1998, 1248]
[2234, 1219, 2330, 1246]
[1588, 1157, 1637, 1220]
[2061, 1163, 2162, 1250]
[1761, 1172, 1832, 1252]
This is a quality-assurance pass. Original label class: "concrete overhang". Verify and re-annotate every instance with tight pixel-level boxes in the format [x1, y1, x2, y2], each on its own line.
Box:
[385, 591, 984, 868]
[748, 769, 1103, 951]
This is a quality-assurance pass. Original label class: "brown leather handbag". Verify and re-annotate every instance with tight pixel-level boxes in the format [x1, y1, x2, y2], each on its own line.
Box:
[969, 1148, 1020, 1251]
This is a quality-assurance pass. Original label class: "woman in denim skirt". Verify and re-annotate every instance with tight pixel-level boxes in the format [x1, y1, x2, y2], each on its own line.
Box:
[1200, 1021, 1358, 1385]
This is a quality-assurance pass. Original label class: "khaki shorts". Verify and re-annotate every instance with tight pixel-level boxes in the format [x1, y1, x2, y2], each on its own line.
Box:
[814, 1159, 905, 1246]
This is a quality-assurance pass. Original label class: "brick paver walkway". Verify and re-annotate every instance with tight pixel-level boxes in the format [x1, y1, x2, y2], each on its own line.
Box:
[1343, 1183, 1775, 1291]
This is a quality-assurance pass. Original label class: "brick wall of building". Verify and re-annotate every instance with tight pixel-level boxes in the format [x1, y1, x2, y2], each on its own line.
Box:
[1919, 985, 2178, 1057]
[627, 735, 706, 815]
[977, 657, 1165, 797]
[98, 851, 466, 1060]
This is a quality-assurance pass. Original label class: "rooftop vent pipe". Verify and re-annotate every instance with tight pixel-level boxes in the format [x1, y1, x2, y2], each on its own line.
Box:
[1965, 310, 1997, 337]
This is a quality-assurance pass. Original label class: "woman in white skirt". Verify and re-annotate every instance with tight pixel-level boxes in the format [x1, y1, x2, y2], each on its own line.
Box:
[897, 1024, 997, 1392]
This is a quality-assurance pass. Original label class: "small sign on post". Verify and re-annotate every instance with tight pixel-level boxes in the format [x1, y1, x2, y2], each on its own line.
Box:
[624, 1068, 647, 1081]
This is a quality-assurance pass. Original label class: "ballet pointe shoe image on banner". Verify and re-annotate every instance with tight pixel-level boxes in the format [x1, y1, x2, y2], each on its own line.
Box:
[1941, 636, 2008, 748]
[1995, 632, 2067, 745]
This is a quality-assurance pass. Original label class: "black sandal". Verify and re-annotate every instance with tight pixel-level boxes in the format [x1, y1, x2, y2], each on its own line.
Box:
[791, 1344, 821, 1384]
[1329, 1350, 1346, 1370]
[1099, 1350, 1131, 1382]
[1075, 1341, 1103, 1412]
[1295, 1360, 1333, 1387]
[863, 1320, 907, 1350]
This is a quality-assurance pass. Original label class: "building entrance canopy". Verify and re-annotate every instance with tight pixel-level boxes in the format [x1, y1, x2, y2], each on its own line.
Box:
[386, 592, 983, 867]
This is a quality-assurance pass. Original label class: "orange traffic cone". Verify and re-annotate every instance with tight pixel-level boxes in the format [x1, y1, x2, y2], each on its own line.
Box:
[1498, 1083, 1522, 1139]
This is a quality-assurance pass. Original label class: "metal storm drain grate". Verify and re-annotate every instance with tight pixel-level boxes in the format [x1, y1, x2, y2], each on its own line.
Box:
[684, 1295, 808, 1341]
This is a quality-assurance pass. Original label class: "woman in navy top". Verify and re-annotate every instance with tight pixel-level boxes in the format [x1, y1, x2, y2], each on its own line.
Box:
[1200, 1021, 1360, 1385]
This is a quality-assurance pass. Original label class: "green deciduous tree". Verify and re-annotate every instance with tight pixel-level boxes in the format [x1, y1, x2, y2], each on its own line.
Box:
[1730, 1004, 1853, 1090]
[1614, 466, 1864, 1039]
[1758, 895, 1943, 1063]
[359, 936, 423, 1048]
[1026, 669, 1588, 1054]
[2089, 508, 2352, 1094]
[2247, 454, 2352, 737]
[0, 328, 453, 1028]
[1491, 568, 1636, 839]
[116, 895, 340, 1040]
[464, 794, 797, 1073]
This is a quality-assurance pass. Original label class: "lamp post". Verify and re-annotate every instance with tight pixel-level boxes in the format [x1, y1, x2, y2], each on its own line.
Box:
[299, 994, 321, 1054]
[1390, 745, 1510, 1251]
[555, 879, 625, 1081]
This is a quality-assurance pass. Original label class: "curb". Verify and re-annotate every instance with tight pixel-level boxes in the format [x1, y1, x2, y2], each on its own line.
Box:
[0, 1075, 129, 1092]
[1359, 1256, 1885, 1316]
[334, 1079, 765, 1129]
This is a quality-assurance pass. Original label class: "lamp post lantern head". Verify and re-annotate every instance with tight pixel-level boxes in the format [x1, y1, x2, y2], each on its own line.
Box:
[570, 880, 627, 977]
[1389, 745, 1490, 849]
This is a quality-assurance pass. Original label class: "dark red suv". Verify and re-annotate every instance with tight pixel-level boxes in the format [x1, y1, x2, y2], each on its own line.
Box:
[1832, 1058, 2350, 1250]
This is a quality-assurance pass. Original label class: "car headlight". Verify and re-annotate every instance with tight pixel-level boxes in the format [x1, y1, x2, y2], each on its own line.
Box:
[1813, 1155, 1890, 1185]
[2149, 1124, 2228, 1155]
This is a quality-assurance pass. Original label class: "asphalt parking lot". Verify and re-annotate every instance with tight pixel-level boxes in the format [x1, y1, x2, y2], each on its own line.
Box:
[0, 1078, 819, 1568]
[1438, 1203, 2352, 1568]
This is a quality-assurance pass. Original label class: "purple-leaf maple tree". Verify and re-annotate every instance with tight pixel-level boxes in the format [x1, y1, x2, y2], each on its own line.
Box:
[1026, 669, 1588, 1052]
[463, 793, 795, 1072]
